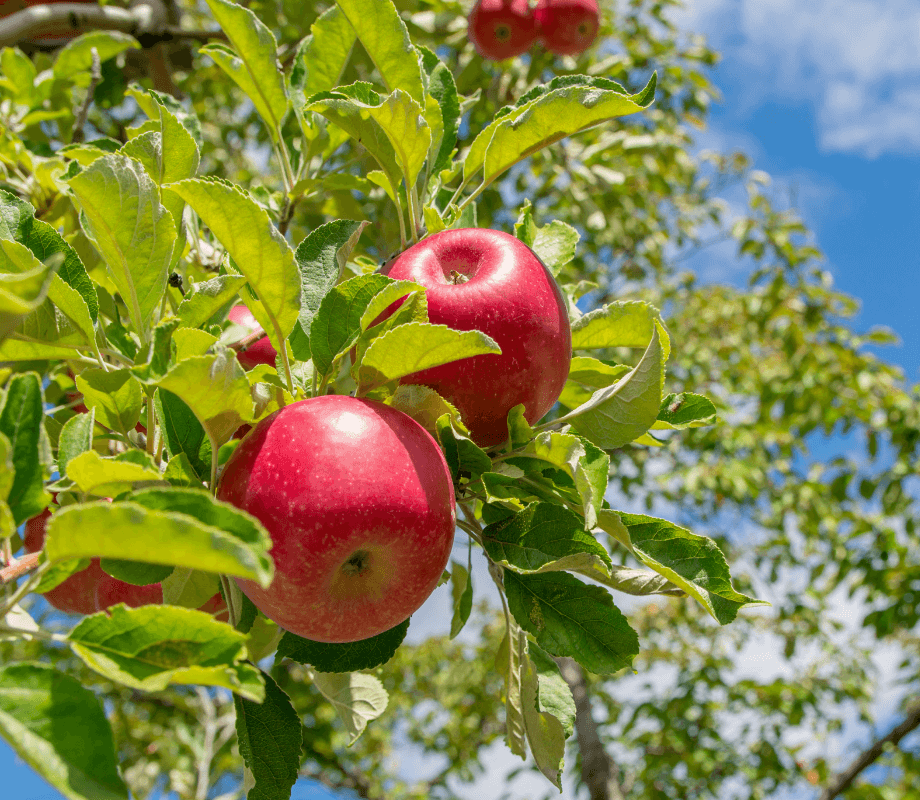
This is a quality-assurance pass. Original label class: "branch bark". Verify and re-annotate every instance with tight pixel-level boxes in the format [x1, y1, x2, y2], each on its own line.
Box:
[0, 552, 41, 586]
[0, 2, 227, 49]
[819, 701, 920, 800]
[556, 657, 627, 800]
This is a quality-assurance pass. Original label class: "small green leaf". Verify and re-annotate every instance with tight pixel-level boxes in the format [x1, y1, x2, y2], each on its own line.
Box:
[0, 239, 56, 341]
[494, 622, 527, 758]
[449, 559, 473, 639]
[652, 392, 718, 430]
[522, 641, 573, 787]
[156, 389, 211, 482]
[309, 669, 389, 745]
[0, 372, 51, 525]
[357, 321, 500, 393]
[167, 179, 299, 353]
[436, 414, 492, 485]
[504, 570, 638, 675]
[175, 275, 247, 329]
[389, 385, 460, 438]
[45, 494, 273, 587]
[566, 321, 665, 449]
[0, 663, 128, 800]
[570, 300, 670, 357]
[290, 5, 356, 103]
[75, 369, 143, 435]
[276, 618, 409, 673]
[69, 605, 264, 700]
[235, 670, 303, 800]
[161, 567, 220, 609]
[53, 31, 139, 78]
[558, 356, 631, 410]
[67, 154, 174, 338]
[100, 558, 172, 586]
[333, 0, 425, 103]
[202, 0, 290, 142]
[596, 510, 764, 624]
[66, 451, 163, 496]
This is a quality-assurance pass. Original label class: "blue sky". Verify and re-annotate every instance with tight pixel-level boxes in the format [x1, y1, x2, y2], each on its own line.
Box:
[4, 1, 918, 798]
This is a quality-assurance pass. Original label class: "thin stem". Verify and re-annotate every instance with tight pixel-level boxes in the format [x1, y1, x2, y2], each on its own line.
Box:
[145, 394, 156, 458]
[0, 552, 40, 585]
[443, 176, 470, 213]
[219, 574, 240, 629]
[408, 184, 421, 243]
[0, 562, 49, 617]
[207, 431, 220, 495]
[273, 139, 296, 195]
[71, 47, 101, 144]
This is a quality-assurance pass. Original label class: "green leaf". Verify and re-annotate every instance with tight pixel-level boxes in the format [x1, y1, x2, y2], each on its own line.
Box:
[67, 154, 174, 338]
[290, 5, 356, 101]
[290, 219, 367, 357]
[100, 558, 172, 586]
[356, 321, 500, 394]
[0, 663, 128, 800]
[0, 238, 56, 341]
[53, 31, 139, 78]
[309, 669, 389, 745]
[57, 409, 95, 479]
[436, 414, 492, 484]
[68, 605, 264, 700]
[0, 372, 50, 525]
[450, 559, 473, 639]
[558, 356, 631, 410]
[148, 349, 254, 447]
[494, 622, 527, 758]
[475, 74, 657, 194]
[565, 321, 665, 449]
[202, 0, 290, 142]
[45, 492, 273, 587]
[522, 641, 573, 787]
[66, 451, 163, 496]
[276, 618, 409, 673]
[175, 275, 247, 330]
[309, 272, 391, 378]
[363, 89, 431, 188]
[156, 389, 211, 482]
[235, 670, 303, 800]
[305, 84, 403, 194]
[166, 179, 299, 353]
[0, 190, 98, 321]
[512, 432, 609, 529]
[389, 385, 460, 438]
[161, 568, 220, 609]
[597, 510, 764, 624]
[418, 47, 460, 175]
[0, 47, 36, 102]
[503, 570, 638, 675]
[570, 300, 669, 356]
[333, 0, 425, 103]
[46, 274, 96, 347]
[482, 502, 612, 576]
[652, 392, 718, 430]
[75, 368, 143, 435]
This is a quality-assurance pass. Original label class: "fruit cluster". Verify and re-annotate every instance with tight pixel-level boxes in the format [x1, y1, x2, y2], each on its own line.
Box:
[24, 228, 571, 645]
[468, 0, 600, 60]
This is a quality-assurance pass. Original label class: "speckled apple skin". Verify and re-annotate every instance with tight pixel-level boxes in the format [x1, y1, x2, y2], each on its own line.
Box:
[217, 395, 456, 643]
[379, 228, 572, 447]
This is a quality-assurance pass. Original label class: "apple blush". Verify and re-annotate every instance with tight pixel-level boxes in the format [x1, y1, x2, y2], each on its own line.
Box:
[468, 0, 539, 61]
[378, 228, 572, 447]
[217, 395, 456, 643]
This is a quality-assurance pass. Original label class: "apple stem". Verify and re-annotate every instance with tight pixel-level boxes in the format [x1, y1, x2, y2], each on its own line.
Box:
[448, 270, 470, 285]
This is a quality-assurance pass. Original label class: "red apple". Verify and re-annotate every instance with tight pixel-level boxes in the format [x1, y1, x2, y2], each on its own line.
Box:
[216, 395, 456, 643]
[23, 506, 105, 615]
[376, 228, 572, 447]
[535, 0, 600, 56]
[228, 305, 277, 370]
[468, 0, 538, 61]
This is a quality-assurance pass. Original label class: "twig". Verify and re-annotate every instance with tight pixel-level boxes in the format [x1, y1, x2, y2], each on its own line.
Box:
[71, 46, 101, 144]
[819, 701, 920, 800]
[0, 553, 41, 586]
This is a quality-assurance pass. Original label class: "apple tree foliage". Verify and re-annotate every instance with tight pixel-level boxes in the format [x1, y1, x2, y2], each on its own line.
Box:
[0, 1, 918, 800]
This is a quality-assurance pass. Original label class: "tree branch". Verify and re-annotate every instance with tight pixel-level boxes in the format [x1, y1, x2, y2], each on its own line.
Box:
[0, 2, 227, 49]
[819, 701, 920, 800]
[556, 657, 627, 800]
[0, 552, 41, 586]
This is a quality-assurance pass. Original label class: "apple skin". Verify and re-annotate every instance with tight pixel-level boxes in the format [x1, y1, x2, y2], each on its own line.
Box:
[468, 0, 538, 61]
[228, 305, 277, 370]
[377, 228, 572, 447]
[535, 0, 600, 56]
[217, 395, 456, 643]
[23, 507, 105, 616]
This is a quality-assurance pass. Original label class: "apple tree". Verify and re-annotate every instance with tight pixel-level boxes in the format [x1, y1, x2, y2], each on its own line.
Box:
[1, 2, 917, 800]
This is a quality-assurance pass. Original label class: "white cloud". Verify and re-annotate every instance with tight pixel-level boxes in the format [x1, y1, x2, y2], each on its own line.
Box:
[670, 0, 920, 157]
